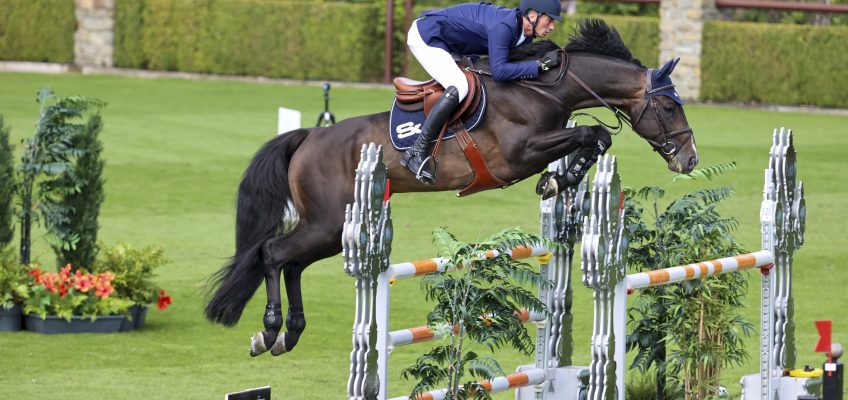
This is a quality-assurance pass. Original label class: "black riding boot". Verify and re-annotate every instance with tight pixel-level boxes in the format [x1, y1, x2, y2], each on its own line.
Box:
[401, 86, 460, 184]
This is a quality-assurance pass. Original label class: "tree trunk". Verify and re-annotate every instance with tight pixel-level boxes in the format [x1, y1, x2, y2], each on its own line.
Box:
[19, 183, 31, 265]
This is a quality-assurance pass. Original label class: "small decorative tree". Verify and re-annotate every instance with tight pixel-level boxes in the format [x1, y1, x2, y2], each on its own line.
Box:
[625, 163, 755, 400]
[51, 109, 105, 268]
[16, 88, 104, 267]
[402, 227, 553, 400]
[0, 115, 15, 249]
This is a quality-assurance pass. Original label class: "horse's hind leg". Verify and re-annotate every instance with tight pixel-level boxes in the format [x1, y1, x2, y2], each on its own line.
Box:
[248, 221, 342, 357]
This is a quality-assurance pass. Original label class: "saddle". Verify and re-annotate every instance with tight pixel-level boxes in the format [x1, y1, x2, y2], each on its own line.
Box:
[392, 69, 508, 197]
[393, 69, 483, 125]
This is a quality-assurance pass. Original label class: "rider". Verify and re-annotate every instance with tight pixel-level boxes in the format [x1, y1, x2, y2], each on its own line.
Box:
[402, 0, 564, 184]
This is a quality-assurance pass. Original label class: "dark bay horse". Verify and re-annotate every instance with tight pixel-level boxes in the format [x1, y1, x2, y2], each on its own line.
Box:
[205, 19, 698, 357]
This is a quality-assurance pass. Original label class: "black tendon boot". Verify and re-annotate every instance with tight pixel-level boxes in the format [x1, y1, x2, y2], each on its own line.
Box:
[401, 86, 461, 184]
[537, 125, 612, 199]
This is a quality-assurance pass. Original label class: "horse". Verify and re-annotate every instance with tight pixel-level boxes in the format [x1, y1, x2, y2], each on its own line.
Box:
[204, 19, 698, 357]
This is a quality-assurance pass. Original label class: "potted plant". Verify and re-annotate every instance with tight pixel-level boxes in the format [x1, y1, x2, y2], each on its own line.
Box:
[24, 264, 133, 334]
[0, 247, 30, 332]
[92, 243, 171, 331]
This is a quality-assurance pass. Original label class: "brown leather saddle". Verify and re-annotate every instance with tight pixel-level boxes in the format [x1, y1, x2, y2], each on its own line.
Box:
[392, 69, 507, 196]
[393, 70, 482, 121]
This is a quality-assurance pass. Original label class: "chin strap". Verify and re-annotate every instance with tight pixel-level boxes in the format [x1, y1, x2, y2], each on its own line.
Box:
[525, 14, 538, 39]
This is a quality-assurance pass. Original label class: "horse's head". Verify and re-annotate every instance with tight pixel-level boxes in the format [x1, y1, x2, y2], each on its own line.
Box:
[627, 58, 698, 174]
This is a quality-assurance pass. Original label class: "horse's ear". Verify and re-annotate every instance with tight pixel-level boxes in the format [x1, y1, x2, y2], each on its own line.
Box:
[655, 58, 680, 80]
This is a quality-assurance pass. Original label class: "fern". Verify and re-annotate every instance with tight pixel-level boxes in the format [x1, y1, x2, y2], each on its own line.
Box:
[672, 162, 737, 182]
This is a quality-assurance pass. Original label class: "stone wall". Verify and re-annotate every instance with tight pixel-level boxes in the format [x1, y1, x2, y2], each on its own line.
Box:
[74, 0, 114, 68]
[659, 0, 719, 100]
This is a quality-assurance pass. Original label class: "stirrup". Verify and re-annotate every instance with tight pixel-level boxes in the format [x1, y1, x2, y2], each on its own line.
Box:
[414, 156, 437, 181]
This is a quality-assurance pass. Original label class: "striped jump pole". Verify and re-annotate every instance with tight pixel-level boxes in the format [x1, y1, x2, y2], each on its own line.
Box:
[388, 309, 546, 348]
[626, 250, 775, 292]
[388, 245, 551, 281]
[388, 369, 547, 400]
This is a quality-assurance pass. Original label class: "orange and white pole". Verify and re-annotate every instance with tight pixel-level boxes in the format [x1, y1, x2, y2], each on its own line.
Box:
[626, 250, 774, 292]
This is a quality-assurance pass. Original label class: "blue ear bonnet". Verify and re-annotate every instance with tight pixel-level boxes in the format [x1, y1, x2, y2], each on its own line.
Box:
[647, 58, 684, 105]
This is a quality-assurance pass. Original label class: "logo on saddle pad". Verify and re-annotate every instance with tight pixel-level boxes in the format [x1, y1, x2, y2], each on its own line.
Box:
[395, 122, 422, 139]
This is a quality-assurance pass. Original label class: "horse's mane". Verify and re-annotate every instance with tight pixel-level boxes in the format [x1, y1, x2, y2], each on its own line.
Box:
[507, 18, 644, 68]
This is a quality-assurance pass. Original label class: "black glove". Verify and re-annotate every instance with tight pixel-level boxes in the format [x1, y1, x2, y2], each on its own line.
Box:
[538, 50, 561, 71]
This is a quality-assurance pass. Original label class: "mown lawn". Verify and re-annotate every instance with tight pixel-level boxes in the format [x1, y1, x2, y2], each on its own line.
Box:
[0, 72, 845, 399]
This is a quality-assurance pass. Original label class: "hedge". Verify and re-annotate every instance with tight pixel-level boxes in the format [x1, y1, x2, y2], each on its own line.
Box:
[702, 20, 848, 108]
[0, 0, 75, 63]
[115, 0, 383, 82]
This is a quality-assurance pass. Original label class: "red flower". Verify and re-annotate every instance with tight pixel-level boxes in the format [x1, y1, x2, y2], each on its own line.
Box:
[41, 273, 60, 293]
[29, 268, 42, 282]
[59, 264, 72, 283]
[157, 290, 172, 311]
[94, 282, 114, 299]
[73, 271, 93, 293]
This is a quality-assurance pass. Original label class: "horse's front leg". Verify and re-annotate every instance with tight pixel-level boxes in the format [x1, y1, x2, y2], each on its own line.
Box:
[531, 125, 612, 199]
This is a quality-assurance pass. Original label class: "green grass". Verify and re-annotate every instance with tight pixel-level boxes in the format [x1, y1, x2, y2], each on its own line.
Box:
[0, 72, 845, 399]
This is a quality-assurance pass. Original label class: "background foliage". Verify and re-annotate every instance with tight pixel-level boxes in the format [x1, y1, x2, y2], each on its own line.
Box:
[114, 0, 383, 82]
[701, 20, 848, 108]
[0, 0, 75, 63]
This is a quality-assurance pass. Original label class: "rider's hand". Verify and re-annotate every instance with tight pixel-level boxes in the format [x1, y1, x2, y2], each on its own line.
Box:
[537, 50, 561, 72]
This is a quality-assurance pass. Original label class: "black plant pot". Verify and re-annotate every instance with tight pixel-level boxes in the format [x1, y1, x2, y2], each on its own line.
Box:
[119, 305, 149, 332]
[0, 304, 23, 332]
[25, 314, 124, 334]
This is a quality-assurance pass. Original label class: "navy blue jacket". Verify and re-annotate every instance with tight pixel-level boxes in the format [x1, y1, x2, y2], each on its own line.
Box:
[416, 2, 539, 81]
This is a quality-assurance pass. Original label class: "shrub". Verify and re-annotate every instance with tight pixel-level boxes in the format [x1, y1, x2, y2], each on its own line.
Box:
[0, 115, 14, 249]
[702, 20, 848, 108]
[92, 243, 170, 306]
[114, 0, 383, 82]
[0, 0, 75, 63]
[0, 246, 29, 309]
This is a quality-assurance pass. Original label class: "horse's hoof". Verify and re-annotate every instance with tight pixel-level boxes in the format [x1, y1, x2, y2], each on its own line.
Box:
[539, 176, 559, 200]
[270, 333, 288, 356]
[249, 332, 269, 357]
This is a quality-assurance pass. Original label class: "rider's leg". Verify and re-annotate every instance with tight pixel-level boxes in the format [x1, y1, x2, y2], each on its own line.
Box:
[402, 19, 468, 184]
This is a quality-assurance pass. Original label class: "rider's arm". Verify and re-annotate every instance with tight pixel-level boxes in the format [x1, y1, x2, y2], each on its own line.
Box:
[487, 22, 539, 82]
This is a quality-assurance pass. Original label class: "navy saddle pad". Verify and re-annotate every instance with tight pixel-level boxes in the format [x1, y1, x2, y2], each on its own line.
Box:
[388, 85, 487, 151]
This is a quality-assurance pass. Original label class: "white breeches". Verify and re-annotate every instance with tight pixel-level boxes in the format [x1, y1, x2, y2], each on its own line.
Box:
[407, 18, 469, 101]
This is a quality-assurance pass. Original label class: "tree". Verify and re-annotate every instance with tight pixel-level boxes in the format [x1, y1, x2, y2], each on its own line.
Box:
[402, 227, 553, 400]
[17, 88, 104, 266]
[625, 163, 755, 400]
[51, 111, 105, 268]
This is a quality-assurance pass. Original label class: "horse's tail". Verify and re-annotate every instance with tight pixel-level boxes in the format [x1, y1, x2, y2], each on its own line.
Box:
[205, 128, 310, 326]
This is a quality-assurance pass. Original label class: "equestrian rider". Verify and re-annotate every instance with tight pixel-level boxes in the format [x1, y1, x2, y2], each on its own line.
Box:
[402, 0, 563, 184]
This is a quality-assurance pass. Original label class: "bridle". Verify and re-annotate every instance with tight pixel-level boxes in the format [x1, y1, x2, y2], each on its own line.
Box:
[627, 69, 695, 157]
[565, 64, 694, 159]
[474, 49, 695, 159]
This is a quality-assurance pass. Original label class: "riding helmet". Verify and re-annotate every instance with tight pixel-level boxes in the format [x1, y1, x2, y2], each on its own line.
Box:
[519, 0, 564, 21]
